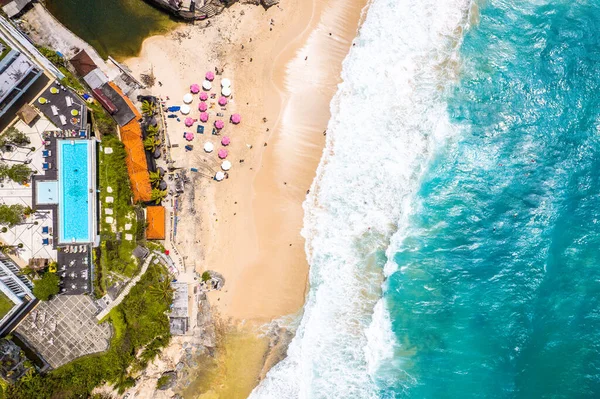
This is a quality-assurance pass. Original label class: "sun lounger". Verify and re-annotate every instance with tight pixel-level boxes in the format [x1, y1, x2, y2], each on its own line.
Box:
[42, 226, 49, 234]
[59, 115, 67, 126]
[43, 163, 50, 170]
[51, 105, 59, 116]
[42, 150, 51, 157]
[71, 245, 78, 253]
[79, 245, 87, 253]
[66, 96, 73, 107]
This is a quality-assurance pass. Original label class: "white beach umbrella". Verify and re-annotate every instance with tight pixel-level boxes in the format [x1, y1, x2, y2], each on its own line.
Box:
[215, 171, 225, 181]
[221, 86, 231, 97]
[180, 104, 191, 115]
[221, 78, 231, 88]
[204, 142, 214, 153]
[183, 93, 193, 104]
[221, 160, 232, 171]
[202, 80, 212, 91]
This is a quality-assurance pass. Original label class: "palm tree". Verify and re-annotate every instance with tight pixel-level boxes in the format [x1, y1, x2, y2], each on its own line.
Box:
[150, 188, 167, 204]
[149, 279, 174, 301]
[141, 100, 155, 116]
[145, 124, 159, 138]
[0, 242, 22, 255]
[0, 127, 30, 150]
[143, 137, 161, 152]
[149, 171, 161, 188]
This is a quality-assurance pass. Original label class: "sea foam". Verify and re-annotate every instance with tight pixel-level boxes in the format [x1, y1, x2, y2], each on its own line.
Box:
[249, 0, 473, 397]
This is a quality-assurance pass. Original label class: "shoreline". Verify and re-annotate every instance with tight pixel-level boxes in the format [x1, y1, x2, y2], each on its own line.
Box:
[122, 0, 368, 396]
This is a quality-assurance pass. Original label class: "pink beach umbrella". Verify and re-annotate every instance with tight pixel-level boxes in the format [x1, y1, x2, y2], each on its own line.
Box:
[218, 96, 228, 106]
[190, 83, 200, 94]
[218, 149, 228, 159]
[184, 117, 194, 127]
[205, 71, 215, 81]
[230, 113, 241, 124]
[199, 112, 209, 123]
[214, 120, 225, 129]
[185, 132, 194, 141]
[221, 136, 230, 146]
[198, 102, 208, 112]
[199, 92, 208, 101]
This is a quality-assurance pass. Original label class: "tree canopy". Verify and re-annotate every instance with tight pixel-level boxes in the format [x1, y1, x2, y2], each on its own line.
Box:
[0, 204, 25, 227]
[32, 273, 59, 301]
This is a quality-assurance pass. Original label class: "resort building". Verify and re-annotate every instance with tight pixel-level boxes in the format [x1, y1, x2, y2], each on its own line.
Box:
[0, 28, 50, 131]
[169, 281, 189, 335]
[0, 256, 35, 336]
[121, 120, 152, 202]
[146, 206, 166, 240]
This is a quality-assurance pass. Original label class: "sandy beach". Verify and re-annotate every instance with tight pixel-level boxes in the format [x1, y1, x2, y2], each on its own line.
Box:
[124, 0, 368, 395]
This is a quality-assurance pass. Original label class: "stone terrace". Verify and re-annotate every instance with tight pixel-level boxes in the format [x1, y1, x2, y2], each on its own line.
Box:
[15, 295, 111, 368]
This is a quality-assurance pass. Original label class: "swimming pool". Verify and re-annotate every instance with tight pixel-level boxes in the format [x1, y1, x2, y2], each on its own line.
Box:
[57, 140, 95, 243]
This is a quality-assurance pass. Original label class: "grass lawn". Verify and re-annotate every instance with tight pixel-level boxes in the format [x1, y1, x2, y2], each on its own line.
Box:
[96, 135, 141, 295]
[0, 37, 12, 63]
[0, 292, 14, 320]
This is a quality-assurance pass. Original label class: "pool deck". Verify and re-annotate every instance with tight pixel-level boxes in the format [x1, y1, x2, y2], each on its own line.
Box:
[0, 115, 59, 264]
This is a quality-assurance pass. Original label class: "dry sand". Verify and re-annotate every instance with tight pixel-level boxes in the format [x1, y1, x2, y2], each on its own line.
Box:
[124, 0, 368, 396]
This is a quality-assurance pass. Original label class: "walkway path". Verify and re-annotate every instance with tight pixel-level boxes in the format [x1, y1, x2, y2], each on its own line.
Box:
[96, 253, 155, 320]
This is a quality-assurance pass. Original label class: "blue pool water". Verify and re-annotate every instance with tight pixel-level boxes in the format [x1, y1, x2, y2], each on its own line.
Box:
[251, 0, 600, 398]
[58, 140, 91, 243]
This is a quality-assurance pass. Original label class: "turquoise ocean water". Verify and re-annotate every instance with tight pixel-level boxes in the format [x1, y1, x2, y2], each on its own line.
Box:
[251, 0, 600, 398]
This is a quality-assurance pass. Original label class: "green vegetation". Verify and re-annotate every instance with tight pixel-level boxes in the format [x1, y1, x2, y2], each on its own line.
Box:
[0, 204, 25, 227]
[0, 242, 22, 256]
[151, 188, 167, 205]
[88, 101, 117, 137]
[32, 273, 59, 301]
[202, 271, 211, 282]
[0, 36, 12, 63]
[0, 127, 31, 149]
[0, 291, 14, 320]
[36, 46, 85, 92]
[141, 100, 156, 116]
[143, 136, 161, 152]
[146, 124, 159, 138]
[7, 264, 172, 398]
[96, 135, 139, 295]
[0, 164, 33, 184]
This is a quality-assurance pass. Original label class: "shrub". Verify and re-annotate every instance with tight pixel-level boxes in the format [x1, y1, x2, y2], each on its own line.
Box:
[32, 273, 59, 301]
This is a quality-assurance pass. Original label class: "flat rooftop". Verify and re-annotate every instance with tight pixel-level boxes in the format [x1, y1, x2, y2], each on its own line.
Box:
[35, 84, 86, 131]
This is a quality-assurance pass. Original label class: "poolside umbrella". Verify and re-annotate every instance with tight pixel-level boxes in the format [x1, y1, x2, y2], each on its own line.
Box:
[204, 142, 214, 153]
[221, 78, 231, 88]
[221, 86, 231, 97]
[199, 92, 209, 101]
[50, 87, 59, 94]
[218, 96, 228, 106]
[190, 83, 200, 93]
[221, 136, 230, 146]
[198, 102, 208, 112]
[180, 104, 191, 115]
[206, 71, 215, 81]
[185, 117, 194, 127]
[230, 113, 241, 124]
[214, 120, 225, 129]
[221, 160, 232, 171]
[215, 171, 225, 181]
[183, 93, 193, 104]
[185, 132, 194, 141]
[218, 149, 228, 159]
[199, 112, 209, 122]
[202, 80, 212, 91]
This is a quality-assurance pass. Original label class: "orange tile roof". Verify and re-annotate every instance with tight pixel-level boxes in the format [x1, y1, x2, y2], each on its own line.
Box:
[120, 120, 152, 202]
[108, 81, 142, 121]
[146, 206, 166, 240]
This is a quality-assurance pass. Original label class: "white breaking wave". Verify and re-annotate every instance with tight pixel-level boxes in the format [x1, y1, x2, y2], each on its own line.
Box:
[249, 0, 473, 398]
